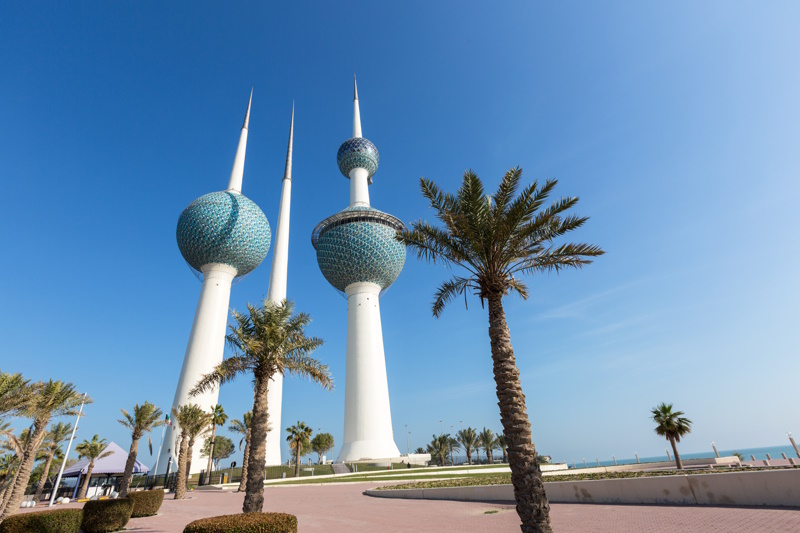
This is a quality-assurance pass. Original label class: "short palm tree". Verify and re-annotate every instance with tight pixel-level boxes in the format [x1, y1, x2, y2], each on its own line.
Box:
[478, 428, 498, 463]
[191, 299, 331, 513]
[171, 404, 210, 499]
[228, 412, 252, 492]
[75, 435, 111, 499]
[457, 427, 479, 465]
[651, 403, 692, 470]
[398, 168, 603, 532]
[286, 422, 313, 477]
[117, 401, 166, 497]
[33, 422, 72, 502]
[497, 434, 508, 463]
[203, 404, 227, 484]
[1, 380, 88, 520]
[426, 434, 451, 466]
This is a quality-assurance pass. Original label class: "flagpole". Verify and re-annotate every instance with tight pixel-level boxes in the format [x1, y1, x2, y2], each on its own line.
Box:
[49, 392, 86, 506]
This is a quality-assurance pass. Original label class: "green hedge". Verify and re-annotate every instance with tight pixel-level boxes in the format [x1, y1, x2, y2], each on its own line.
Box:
[0, 508, 83, 533]
[183, 512, 298, 533]
[80, 498, 134, 533]
[128, 489, 165, 517]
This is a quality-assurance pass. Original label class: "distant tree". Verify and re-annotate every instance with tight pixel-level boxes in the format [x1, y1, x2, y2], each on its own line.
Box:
[426, 434, 452, 467]
[117, 401, 167, 497]
[457, 427, 479, 465]
[201, 436, 235, 470]
[414, 447, 425, 455]
[172, 404, 210, 499]
[651, 403, 692, 470]
[496, 434, 508, 463]
[228, 412, 252, 492]
[310, 433, 334, 464]
[75, 435, 111, 499]
[191, 299, 331, 513]
[478, 428, 498, 463]
[33, 422, 72, 501]
[398, 169, 603, 531]
[203, 405, 227, 484]
[1, 380, 88, 519]
[286, 422, 313, 477]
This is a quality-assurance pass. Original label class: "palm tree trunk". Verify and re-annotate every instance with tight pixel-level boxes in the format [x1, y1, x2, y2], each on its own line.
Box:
[243, 373, 270, 513]
[487, 293, 552, 533]
[294, 446, 300, 477]
[205, 427, 216, 485]
[34, 453, 54, 502]
[0, 467, 20, 515]
[186, 438, 196, 485]
[119, 434, 140, 498]
[1, 420, 48, 520]
[467, 449, 472, 465]
[670, 436, 683, 470]
[78, 462, 94, 500]
[237, 430, 250, 492]
[174, 435, 189, 499]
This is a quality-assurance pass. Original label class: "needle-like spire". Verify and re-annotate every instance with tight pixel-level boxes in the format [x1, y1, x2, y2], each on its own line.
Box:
[352, 75, 362, 138]
[284, 102, 294, 182]
[227, 91, 251, 193]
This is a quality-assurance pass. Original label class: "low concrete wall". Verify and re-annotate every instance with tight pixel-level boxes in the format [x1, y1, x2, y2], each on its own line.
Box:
[367, 468, 800, 508]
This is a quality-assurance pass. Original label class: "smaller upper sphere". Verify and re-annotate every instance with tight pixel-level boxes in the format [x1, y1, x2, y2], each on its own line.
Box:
[176, 191, 271, 277]
[337, 137, 379, 180]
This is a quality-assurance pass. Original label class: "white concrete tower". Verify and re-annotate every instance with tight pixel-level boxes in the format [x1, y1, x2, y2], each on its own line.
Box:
[263, 105, 294, 466]
[312, 78, 406, 461]
[158, 93, 271, 474]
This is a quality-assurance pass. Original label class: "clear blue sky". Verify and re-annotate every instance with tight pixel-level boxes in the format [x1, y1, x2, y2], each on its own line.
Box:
[1, 1, 798, 466]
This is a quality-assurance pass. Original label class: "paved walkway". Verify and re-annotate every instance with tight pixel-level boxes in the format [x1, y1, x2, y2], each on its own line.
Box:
[119, 482, 800, 532]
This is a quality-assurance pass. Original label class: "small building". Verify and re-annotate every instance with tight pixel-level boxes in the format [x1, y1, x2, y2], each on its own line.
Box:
[62, 441, 149, 499]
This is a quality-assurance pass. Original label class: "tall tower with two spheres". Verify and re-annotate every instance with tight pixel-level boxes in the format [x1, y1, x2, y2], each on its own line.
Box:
[312, 79, 405, 461]
[158, 94, 272, 473]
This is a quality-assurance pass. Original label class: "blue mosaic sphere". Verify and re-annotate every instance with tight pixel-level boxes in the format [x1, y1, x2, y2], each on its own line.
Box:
[313, 207, 405, 292]
[176, 191, 271, 277]
[337, 137, 379, 180]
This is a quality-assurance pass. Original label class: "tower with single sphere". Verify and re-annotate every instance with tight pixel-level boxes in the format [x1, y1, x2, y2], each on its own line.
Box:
[157, 93, 271, 474]
[312, 79, 405, 461]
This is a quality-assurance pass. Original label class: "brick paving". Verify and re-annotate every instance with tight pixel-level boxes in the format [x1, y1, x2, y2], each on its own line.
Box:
[22, 482, 800, 532]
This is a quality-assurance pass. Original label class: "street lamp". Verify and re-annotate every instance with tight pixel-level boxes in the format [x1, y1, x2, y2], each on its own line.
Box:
[49, 392, 87, 506]
[439, 420, 443, 435]
[405, 424, 409, 454]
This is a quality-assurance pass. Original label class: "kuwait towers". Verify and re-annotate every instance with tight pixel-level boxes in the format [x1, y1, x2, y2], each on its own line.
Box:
[312, 79, 406, 461]
[159, 94, 271, 473]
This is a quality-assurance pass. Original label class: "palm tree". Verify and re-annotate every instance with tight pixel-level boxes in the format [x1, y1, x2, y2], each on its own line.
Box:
[203, 404, 227, 484]
[171, 404, 210, 499]
[75, 435, 111, 499]
[0, 454, 16, 506]
[1, 380, 88, 520]
[457, 427, 479, 465]
[0, 429, 29, 515]
[478, 428, 498, 463]
[117, 401, 166, 497]
[33, 422, 71, 502]
[286, 422, 313, 477]
[191, 299, 332, 513]
[398, 168, 603, 532]
[426, 434, 451, 466]
[497, 434, 508, 463]
[414, 447, 425, 455]
[651, 403, 692, 470]
[0, 373, 29, 420]
[228, 412, 252, 492]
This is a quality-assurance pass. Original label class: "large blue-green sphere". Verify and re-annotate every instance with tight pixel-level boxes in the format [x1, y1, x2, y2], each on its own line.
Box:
[176, 191, 271, 277]
[313, 206, 405, 292]
[337, 137, 379, 180]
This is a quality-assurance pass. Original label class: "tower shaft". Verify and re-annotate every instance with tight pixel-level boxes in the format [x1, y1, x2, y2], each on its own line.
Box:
[264, 106, 294, 465]
[338, 282, 401, 461]
[157, 263, 237, 474]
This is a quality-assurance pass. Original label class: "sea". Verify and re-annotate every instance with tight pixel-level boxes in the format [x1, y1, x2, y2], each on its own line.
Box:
[557, 444, 799, 469]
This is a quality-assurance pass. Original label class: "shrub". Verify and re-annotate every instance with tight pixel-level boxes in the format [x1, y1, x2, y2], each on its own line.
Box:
[80, 498, 134, 533]
[183, 512, 298, 533]
[128, 489, 165, 517]
[0, 508, 83, 533]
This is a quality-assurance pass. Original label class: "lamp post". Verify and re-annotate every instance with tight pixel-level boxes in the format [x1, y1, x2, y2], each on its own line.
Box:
[711, 441, 720, 458]
[449, 426, 454, 465]
[666, 448, 672, 461]
[49, 392, 86, 506]
[405, 424, 409, 455]
[439, 420, 443, 435]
